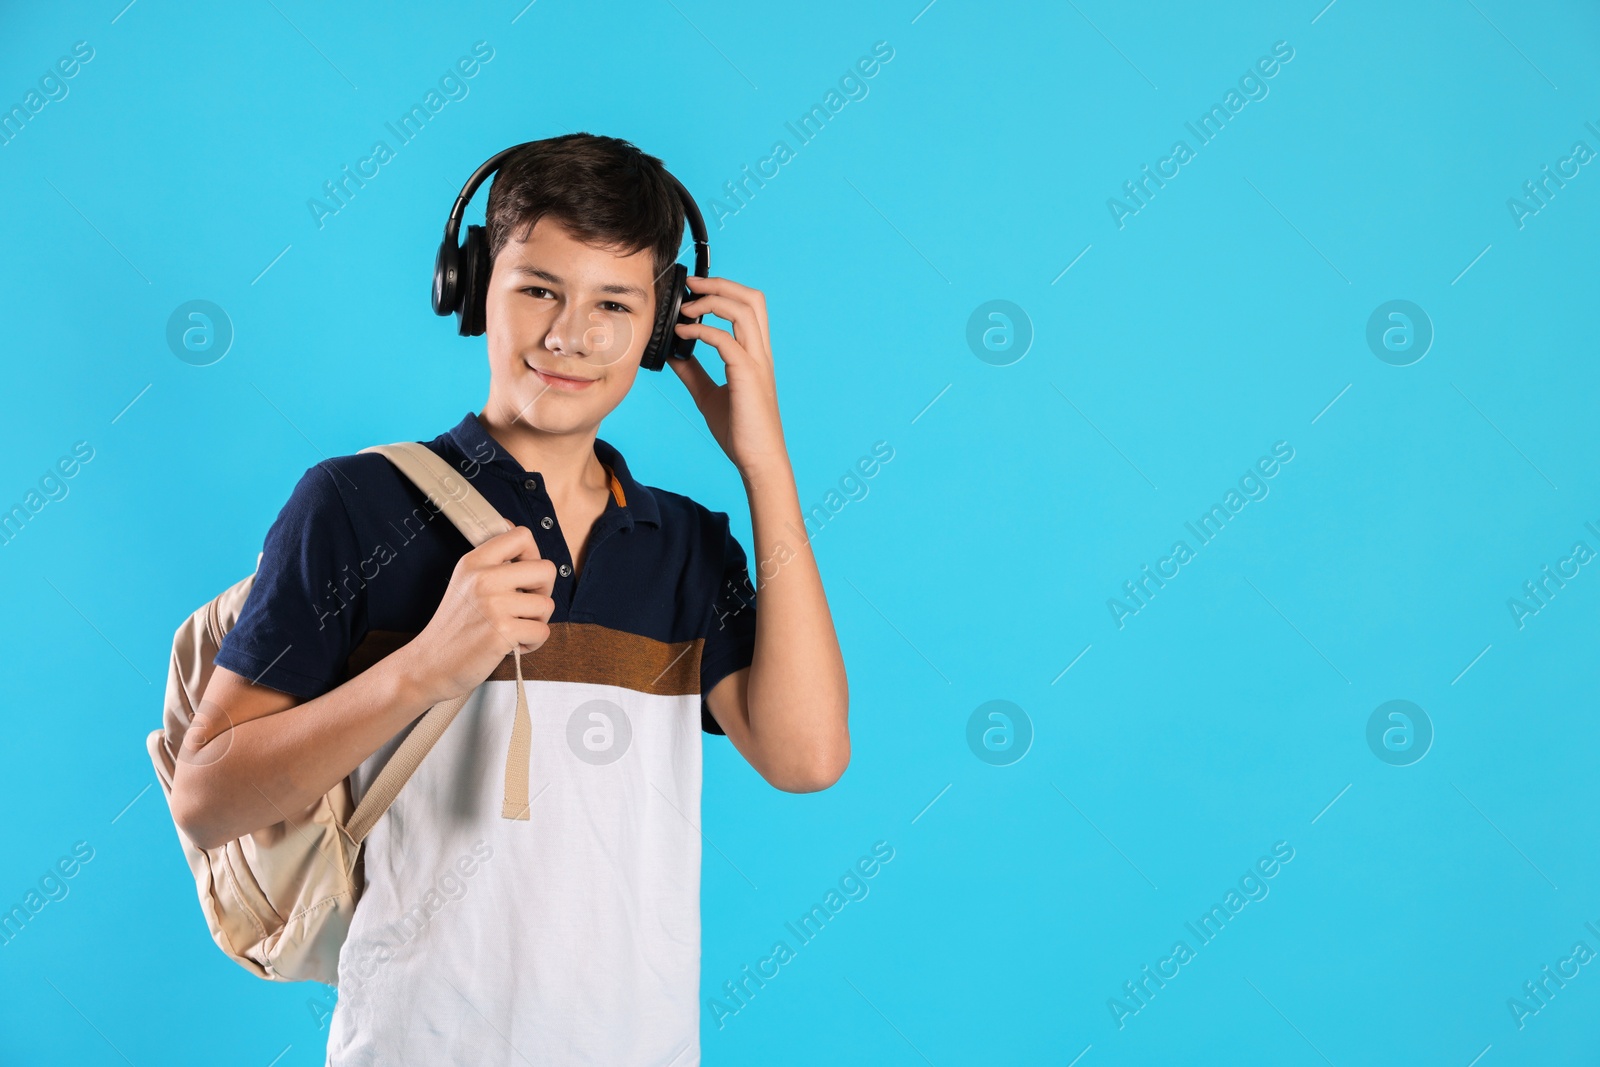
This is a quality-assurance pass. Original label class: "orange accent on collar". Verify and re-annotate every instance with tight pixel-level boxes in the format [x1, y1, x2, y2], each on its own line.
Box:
[603, 463, 627, 507]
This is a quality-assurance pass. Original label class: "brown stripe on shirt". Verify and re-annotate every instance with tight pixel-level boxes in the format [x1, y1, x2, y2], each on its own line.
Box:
[344, 623, 702, 697]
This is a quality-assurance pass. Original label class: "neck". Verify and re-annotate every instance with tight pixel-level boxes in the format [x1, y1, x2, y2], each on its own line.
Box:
[476, 401, 607, 495]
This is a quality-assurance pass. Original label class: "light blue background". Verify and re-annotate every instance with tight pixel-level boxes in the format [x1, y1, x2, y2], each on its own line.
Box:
[2, 1, 1598, 1063]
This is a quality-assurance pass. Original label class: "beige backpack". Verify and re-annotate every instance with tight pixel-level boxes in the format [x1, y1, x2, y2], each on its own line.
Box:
[147, 441, 533, 984]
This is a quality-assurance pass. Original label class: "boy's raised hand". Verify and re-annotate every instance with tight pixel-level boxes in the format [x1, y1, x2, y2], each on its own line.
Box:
[401, 525, 557, 707]
[669, 276, 791, 478]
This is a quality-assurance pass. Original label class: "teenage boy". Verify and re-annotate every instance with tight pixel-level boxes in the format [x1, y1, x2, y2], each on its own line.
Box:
[169, 133, 850, 1065]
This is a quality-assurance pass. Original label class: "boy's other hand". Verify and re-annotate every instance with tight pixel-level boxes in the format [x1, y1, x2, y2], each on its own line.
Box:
[670, 276, 791, 481]
[400, 525, 557, 707]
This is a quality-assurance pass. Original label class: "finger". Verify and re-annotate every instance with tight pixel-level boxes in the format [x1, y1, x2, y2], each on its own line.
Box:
[667, 352, 720, 408]
[673, 321, 748, 367]
[686, 276, 770, 358]
[510, 619, 551, 655]
[678, 293, 767, 363]
[475, 525, 541, 563]
[504, 591, 556, 624]
[495, 558, 559, 595]
[684, 274, 763, 303]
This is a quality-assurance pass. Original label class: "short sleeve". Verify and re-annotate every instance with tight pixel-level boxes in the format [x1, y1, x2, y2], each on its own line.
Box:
[699, 517, 758, 736]
[214, 462, 366, 700]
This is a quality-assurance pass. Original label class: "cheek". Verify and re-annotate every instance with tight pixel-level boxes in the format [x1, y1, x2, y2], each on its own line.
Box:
[593, 313, 650, 370]
[485, 319, 522, 372]
[606, 361, 641, 397]
[484, 292, 518, 347]
[611, 312, 652, 363]
[488, 300, 555, 366]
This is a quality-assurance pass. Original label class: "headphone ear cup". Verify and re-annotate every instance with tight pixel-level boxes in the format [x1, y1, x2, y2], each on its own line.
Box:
[457, 225, 491, 336]
[432, 239, 459, 317]
[640, 264, 688, 372]
[671, 271, 701, 362]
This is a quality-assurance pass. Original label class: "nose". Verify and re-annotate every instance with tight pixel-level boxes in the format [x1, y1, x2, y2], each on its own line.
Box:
[544, 299, 590, 360]
[546, 303, 633, 367]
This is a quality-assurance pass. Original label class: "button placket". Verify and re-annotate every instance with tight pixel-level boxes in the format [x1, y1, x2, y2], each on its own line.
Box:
[518, 472, 572, 606]
[511, 468, 631, 611]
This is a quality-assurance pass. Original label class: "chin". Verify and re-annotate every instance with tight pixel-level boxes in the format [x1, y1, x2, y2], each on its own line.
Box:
[490, 350, 638, 432]
[516, 379, 628, 434]
[514, 398, 599, 435]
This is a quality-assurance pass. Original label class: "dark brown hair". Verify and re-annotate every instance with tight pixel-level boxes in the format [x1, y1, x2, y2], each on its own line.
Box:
[485, 133, 684, 314]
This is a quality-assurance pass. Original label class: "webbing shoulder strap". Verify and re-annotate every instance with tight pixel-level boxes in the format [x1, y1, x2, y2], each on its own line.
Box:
[345, 690, 470, 844]
[358, 441, 514, 548]
[343, 441, 525, 844]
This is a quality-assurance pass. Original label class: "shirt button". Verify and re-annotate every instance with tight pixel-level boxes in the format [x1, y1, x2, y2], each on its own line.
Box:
[558, 564, 572, 577]
[523, 478, 538, 491]
[540, 516, 554, 529]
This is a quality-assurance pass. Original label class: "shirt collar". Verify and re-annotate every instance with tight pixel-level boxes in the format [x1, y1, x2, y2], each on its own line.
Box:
[591, 437, 659, 527]
[444, 411, 660, 528]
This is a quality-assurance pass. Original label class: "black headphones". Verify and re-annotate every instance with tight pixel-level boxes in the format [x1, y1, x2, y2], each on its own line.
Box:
[431, 140, 710, 371]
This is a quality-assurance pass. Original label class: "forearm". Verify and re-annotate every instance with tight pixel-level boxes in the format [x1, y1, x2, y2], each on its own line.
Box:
[741, 458, 850, 786]
[174, 648, 437, 849]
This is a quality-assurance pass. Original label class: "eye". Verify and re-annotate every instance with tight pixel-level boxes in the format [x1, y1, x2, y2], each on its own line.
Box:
[520, 286, 555, 299]
[600, 301, 631, 314]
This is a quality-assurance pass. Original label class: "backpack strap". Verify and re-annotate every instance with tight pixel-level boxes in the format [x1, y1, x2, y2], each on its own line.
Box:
[358, 441, 513, 548]
[345, 689, 471, 844]
[341, 441, 531, 843]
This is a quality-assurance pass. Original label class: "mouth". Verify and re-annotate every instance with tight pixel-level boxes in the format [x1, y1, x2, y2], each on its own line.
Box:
[525, 359, 598, 391]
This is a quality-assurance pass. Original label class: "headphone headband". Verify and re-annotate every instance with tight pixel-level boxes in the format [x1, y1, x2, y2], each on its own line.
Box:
[440, 142, 528, 254]
[668, 170, 711, 280]
[432, 139, 709, 370]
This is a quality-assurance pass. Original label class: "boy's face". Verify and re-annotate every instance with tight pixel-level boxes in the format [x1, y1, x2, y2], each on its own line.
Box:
[483, 216, 659, 436]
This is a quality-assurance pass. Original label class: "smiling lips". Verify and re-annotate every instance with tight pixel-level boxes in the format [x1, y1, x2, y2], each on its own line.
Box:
[526, 360, 597, 391]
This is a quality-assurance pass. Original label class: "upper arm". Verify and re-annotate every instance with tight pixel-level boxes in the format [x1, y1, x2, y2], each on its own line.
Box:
[703, 665, 751, 749]
[193, 665, 301, 748]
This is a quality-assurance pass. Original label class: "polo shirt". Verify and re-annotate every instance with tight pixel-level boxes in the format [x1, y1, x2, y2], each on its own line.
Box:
[214, 410, 758, 1066]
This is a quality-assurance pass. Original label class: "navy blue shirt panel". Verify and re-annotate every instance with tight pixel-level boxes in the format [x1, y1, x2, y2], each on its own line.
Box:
[701, 518, 759, 701]
[214, 412, 756, 735]
[208, 461, 370, 698]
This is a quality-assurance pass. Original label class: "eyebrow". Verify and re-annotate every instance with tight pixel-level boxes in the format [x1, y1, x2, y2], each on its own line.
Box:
[511, 265, 648, 299]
